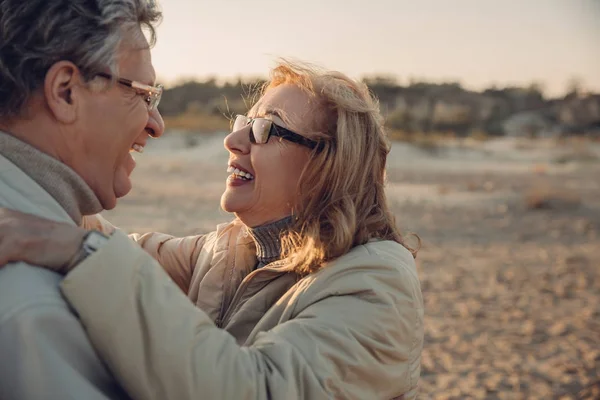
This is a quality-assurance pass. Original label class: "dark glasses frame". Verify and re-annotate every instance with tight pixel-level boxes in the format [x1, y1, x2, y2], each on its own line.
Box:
[96, 72, 163, 111]
[233, 114, 320, 150]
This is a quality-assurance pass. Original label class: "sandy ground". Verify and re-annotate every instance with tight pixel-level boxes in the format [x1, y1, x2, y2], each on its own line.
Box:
[104, 134, 600, 399]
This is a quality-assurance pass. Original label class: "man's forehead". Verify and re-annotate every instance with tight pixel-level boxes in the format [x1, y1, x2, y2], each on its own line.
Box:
[117, 46, 156, 85]
[116, 28, 156, 84]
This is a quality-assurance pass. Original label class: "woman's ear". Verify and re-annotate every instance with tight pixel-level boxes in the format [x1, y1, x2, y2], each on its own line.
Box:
[43, 61, 84, 124]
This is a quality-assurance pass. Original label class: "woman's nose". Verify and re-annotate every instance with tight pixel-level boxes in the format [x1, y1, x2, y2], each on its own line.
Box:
[224, 123, 251, 154]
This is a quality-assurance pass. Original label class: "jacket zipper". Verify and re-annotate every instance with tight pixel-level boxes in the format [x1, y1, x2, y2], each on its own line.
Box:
[215, 231, 246, 328]
[215, 265, 238, 328]
[218, 265, 285, 328]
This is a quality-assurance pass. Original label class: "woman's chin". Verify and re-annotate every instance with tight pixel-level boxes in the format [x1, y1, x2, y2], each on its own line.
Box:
[220, 201, 237, 215]
[220, 191, 241, 214]
[220, 198, 251, 223]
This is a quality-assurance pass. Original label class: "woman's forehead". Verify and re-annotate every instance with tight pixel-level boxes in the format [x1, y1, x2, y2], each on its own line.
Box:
[254, 84, 318, 128]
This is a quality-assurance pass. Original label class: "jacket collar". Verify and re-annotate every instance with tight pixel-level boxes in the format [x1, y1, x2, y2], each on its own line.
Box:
[0, 131, 102, 224]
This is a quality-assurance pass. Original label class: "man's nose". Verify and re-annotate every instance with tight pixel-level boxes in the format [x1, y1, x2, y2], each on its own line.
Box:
[147, 107, 165, 138]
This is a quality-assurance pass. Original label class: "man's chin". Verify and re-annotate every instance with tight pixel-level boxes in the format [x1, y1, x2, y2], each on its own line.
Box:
[107, 172, 133, 210]
[112, 159, 135, 201]
[113, 178, 132, 200]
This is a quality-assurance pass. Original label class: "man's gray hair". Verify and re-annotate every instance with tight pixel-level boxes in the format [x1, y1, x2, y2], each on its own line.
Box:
[0, 0, 162, 118]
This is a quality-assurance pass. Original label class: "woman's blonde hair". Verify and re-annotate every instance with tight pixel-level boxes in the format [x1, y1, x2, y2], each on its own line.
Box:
[257, 59, 417, 275]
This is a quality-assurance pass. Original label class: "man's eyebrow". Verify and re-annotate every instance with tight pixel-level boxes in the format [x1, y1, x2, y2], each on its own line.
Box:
[141, 72, 157, 87]
[131, 77, 156, 87]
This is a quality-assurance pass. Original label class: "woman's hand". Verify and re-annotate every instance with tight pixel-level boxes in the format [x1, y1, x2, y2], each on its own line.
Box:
[0, 208, 87, 271]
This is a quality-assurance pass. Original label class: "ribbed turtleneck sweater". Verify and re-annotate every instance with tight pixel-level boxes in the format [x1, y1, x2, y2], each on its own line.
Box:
[246, 216, 292, 269]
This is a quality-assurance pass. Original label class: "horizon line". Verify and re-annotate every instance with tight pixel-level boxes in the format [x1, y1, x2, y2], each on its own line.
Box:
[158, 73, 599, 98]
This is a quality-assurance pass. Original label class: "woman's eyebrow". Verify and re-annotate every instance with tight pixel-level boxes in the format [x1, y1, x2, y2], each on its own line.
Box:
[262, 108, 286, 122]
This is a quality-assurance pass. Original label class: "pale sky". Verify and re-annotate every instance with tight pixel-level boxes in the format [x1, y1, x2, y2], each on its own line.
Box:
[151, 0, 600, 96]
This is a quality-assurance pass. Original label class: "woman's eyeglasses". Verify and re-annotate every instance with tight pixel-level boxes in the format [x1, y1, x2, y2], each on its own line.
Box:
[233, 114, 319, 150]
[96, 72, 163, 111]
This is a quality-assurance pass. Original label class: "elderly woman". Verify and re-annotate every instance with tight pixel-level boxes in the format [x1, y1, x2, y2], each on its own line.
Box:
[0, 61, 424, 399]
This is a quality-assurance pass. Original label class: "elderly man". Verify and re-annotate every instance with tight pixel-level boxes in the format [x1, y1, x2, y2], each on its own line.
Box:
[0, 0, 164, 398]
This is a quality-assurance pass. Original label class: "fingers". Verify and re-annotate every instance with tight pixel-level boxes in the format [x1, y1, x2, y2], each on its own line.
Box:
[0, 241, 10, 266]
[0, 208, 83, 269]
[0, 233, 20, 267]
[0, 213, 19, 266]
[0, 207, 34, 222]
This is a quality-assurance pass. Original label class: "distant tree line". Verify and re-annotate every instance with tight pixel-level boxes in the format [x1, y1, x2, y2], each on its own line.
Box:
[159, 78, 265, 118]
[158, 77, 600, 137]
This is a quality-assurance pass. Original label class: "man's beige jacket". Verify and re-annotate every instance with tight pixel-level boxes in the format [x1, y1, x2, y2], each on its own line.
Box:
[0, 154, 126, 400]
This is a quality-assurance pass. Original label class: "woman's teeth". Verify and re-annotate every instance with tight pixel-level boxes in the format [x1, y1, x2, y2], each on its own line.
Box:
[227, 166, 254, 180]
[131, 144, 144, 153]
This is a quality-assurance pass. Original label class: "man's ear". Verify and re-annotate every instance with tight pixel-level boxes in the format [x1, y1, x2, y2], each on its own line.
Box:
[43, 61, 85, 124]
